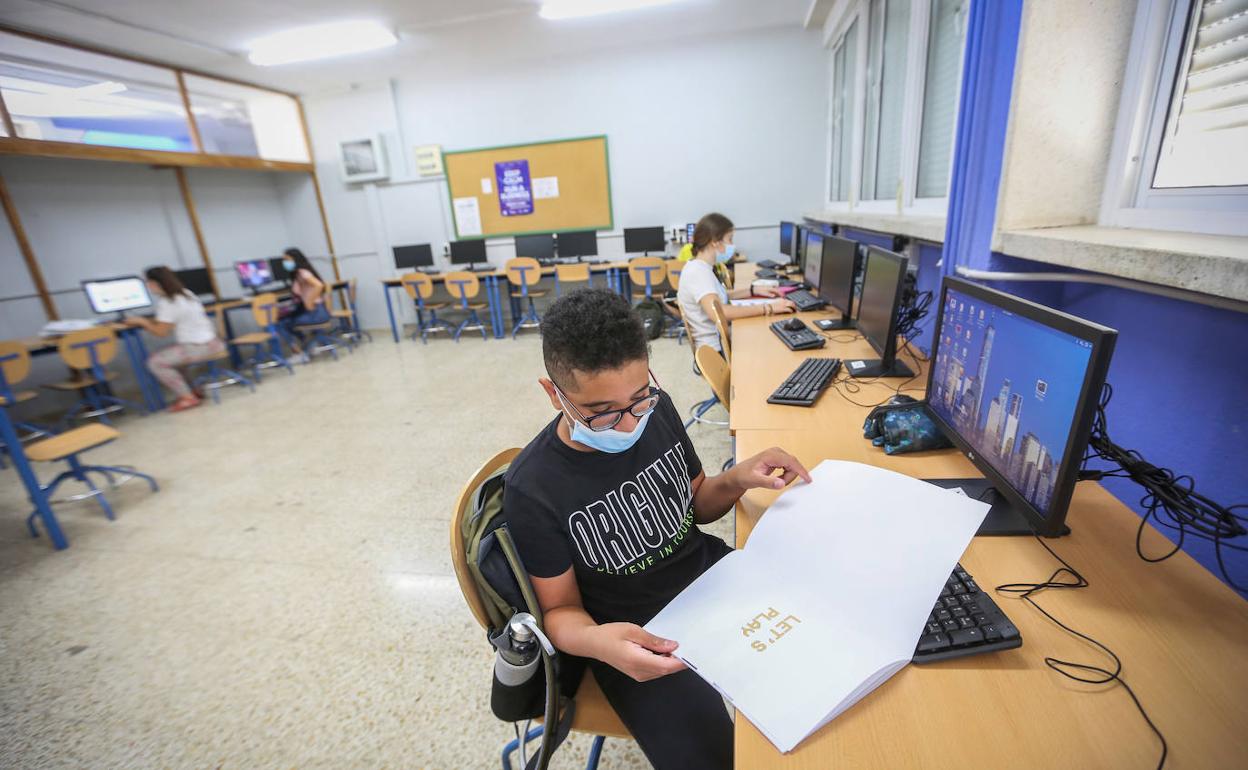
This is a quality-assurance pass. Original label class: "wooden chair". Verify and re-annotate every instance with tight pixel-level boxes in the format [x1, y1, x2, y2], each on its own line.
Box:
[709, 297, 732, 364]
[1, 342, 157, 535]
[627, 257, 667, 301]
[452, 449, 630, 770]
[44, 327, 143, 426]
[191, 307, 254, 404]
[505, 257, 547, 338]
[692, 345, 734, 468]
[301, 288, 346, 360]
[0, 340, 55, 470]
[555, 263, 591, 297]
[331, 278, 373, 345]
[443, 271, 490, 342]
[663, 259, 687, 343]
[401, 271, 451, 344]
[229, 293, 293, 380]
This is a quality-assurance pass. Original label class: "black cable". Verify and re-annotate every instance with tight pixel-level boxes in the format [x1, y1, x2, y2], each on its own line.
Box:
[996, 535, 1168, 770]
[1080, 383, 1247, 593]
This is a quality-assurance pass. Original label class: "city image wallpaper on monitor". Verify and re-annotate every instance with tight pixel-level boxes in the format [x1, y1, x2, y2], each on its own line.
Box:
[929, 287, 1095, 515]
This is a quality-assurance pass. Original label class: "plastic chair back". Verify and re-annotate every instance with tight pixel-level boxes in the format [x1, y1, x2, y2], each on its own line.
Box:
[555, 263, 590, 283]
[695, 345, 731, 412]
[665, 259, 684, 290]
[627, 257, 667, 296]
[710, 297, 731, 362]
[444, 271, 481, 304]
[250, 293, 281, 328]
[0, 340, 32, 389]
[402, 272, 435, 303]
[505, 257, 542, 289]
[58, 327, 118, 371]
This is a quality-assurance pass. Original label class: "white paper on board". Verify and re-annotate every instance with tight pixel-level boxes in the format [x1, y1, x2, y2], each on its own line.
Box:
[481, 178, 493, 194]
[533, 176, 560, 199]
[453, 197, 483, 237]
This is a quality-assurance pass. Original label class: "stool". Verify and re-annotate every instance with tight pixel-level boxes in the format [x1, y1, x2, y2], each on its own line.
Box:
[401, 271, 451, 344]
[332, 279, 373, 345]
[505, 257, 547, 339]
[628, 257, 668, 302]
[229, 293, 294, 381]
[192, 306, 254, 404]
[555, 262, 591, 297]
[444, 271, 490, 342]
[44, 327, 144, 428]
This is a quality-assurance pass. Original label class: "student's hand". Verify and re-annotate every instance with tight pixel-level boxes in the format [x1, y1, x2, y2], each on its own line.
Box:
[769, 299, 797, 315]
[590, 622, 686, 682]
[753, 286, 781, 298]
[732, 447, 812, 492]
[123, 317, 146, 328]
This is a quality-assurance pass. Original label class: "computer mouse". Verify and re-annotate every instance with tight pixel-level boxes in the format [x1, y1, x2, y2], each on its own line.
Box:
[887, 394, 918, 405]
[783, 318, 805, 332]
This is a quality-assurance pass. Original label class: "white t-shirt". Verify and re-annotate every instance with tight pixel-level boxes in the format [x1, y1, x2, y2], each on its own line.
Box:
[155, 291, 217, 346]
[677, 258, 729, 351]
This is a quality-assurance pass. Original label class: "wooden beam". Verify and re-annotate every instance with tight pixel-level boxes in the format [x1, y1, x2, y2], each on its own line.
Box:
[295, 98, 341, 281]
[0, 170, 57, 320]
[175, 71, 204, 153]
[0, 137, 313, 173]
[0, 89, 15, 138]
[173, 167, 220, 300]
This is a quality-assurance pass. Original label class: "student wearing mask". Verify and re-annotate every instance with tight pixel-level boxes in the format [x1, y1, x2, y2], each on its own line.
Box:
[125, 266, 225, 412]
[677, 213, 795, 352]
[277, 247, 330, 360]
[504, 288, 810, 770]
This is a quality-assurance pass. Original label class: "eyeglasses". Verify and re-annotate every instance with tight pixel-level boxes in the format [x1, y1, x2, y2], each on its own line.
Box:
[555, 373, 663, 432]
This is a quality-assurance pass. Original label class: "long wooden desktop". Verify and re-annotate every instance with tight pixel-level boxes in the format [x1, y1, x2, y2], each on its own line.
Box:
[726, 264, 1248, 768]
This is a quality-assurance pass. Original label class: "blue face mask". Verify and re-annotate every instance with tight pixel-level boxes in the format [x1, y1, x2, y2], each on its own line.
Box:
[282, 259, 297, 272]
[716, 244, 736, 264]
[557, 391, 651, 453]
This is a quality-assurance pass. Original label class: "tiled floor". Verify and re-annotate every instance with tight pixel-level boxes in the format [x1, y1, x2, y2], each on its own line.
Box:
[0, 331, 734, 769]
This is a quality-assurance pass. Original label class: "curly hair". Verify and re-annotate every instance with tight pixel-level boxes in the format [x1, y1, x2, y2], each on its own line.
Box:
[541, 288, 649, 389]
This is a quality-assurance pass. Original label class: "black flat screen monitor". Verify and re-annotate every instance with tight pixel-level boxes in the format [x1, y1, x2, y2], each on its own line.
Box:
[268, 256, 290, 281]
[779, 221, 795, 258]
[394, 243, 434, 270]
[923, 276, 1117, 537]
[817, 235, 859, 328]
[804, 231, 824, 288]
[175, 267, 214, 297]
[515, 233, 555, 260]
[846, 246, 914, 379]
[623, 226, 665, 254]
[234, 259, 274, 290]
[82, 276, 152, 315]
[557, 230, 599, 259]
[449, 239, 487, 266]
[793, 224, 808, 273]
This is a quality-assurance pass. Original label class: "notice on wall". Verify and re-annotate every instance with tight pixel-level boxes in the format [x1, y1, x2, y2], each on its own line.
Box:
[532, 176, 560, 200]
[453, 196, 483, 236]
[495, 159, 534, 216]
[481, 177, 493, 194]
[413, 144, 444, 177]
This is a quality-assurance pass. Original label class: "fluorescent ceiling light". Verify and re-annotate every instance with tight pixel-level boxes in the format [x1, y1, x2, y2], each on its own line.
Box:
[540, 0, 684, 21]
[246, 20, 397, 66]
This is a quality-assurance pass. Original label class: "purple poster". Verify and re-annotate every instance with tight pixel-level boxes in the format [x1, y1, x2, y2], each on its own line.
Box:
[495, 159, 534, 217]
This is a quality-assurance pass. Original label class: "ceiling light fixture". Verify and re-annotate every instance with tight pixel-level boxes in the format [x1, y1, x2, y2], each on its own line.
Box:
[539, 0, 685, 21]
[246, 20, 397, 66]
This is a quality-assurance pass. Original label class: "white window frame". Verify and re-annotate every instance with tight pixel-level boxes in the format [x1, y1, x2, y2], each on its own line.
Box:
[822, 0, 966, 216]
[1101, 0, 1248, 237]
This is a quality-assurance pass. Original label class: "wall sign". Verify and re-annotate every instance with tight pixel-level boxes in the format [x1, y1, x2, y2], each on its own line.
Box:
[495, 159, 533, 217]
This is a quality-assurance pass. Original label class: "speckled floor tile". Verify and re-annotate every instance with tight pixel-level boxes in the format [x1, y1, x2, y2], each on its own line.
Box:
[0, 333, 735, 769]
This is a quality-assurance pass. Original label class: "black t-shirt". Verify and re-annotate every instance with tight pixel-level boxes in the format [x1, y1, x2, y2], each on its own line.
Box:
[504, 392, 731, 626]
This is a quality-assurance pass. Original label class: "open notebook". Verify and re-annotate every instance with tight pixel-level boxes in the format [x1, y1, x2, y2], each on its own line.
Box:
[645, 460, 990, 753]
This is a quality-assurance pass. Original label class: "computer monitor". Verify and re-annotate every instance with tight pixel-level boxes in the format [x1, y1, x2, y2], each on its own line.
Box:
[817, 234, 859, 329]
[792, 224, 808, 273]
[268, 256, 290, 282]
[623, 226, 665, 255]
[845, 246, 915, 379]
[804, 231, 824, 289]
[394, 243, 434, 270]
[449, 238, 488, 268]
[923, 276, 1117, 536]
[557, 230, 599, 260]
[515, 233, 555, 261]
[82, 276, 152, 315]
[779, 221, 795, 258]
[175, 267, 214, 298]
[234, 259, 274, 291]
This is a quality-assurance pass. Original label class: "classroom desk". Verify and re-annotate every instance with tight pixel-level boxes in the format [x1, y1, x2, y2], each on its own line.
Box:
[378, 263, 630, 343]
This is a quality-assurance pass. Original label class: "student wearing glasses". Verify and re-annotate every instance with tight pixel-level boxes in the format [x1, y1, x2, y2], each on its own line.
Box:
[503, 288, 810, 770]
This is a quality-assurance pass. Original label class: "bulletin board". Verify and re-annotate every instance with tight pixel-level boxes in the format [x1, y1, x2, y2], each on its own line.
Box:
[442, 135, 612, 238]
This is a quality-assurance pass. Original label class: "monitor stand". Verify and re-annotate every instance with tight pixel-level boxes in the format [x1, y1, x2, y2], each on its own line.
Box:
[845, 357, 915, 378]
[815, 313, 855, 331]
[923, 479, 1070, 536]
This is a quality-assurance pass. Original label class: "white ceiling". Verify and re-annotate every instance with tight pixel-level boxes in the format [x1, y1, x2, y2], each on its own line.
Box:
[0, 0, 812, 94]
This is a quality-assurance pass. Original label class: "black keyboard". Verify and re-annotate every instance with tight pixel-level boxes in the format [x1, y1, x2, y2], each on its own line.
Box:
[755, 269, 778, 280]
[912, 564, 1022, 663]
[769, 320, 826, 351]
[778, 279, 801, 288]
[786, 289, 826, 312]
[767, 357, 841, 406]
[758, 259, 784, 270]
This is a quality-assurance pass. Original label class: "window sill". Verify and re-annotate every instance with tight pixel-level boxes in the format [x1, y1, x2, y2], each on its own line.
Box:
[803, 209, 947, 244]
[994, 225, 1248, 303]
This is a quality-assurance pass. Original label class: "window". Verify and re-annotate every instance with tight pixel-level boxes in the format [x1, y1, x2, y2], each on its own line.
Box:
[183, 75, 309, 162]
[1102, 0, 1248, 236]
[824, 0, 969, 213]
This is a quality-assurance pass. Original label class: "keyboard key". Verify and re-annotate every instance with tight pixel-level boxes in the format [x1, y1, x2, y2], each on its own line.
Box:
[973, 614, 989, 626]
[937, 609, 952, 621]
[981, 624, 1001, 642]
[957, 593, 975, 605]
[998, 623, 1020, 641]
[958, 617, 976, 629]
[927, 622, 942, 635]
[950, 628, 984, 646]
[951, 583, 967, 595]
[942, 597, 959, 609]
[965, 579, 980, 593]
[917, 633, 951, 654]
[951, 607, 968, 619]
[941, 619, 959, 633]
[940, 585, 952, 597]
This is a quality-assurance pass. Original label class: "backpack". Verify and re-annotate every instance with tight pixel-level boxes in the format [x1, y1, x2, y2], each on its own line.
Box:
[460, 462, 577, 770]
[634, 298, 666, 340]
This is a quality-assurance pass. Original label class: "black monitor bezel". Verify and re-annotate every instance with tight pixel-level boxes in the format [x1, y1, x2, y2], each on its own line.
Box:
[267, 256, 290, 281]
[81, 275, 153, 314]
[623, 226, 665, 254]
[779, 221, 795, 257]
[556, 230, 599, 258]
[804, 230, 824, 287]
[233, 259, 275, 288]
[174, 267, 213, 297]
[449, 239, 487, 265]
[817, 234, 858, 317]
[856, 246, 908, 363]
[514, 233, 555, 260]
[924, 276, 1118, 537]
[394, 243, 434, 270]
[794, 224, 808, 272]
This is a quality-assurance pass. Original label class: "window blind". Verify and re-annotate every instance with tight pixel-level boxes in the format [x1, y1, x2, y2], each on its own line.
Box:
[916, 0, 968, 199]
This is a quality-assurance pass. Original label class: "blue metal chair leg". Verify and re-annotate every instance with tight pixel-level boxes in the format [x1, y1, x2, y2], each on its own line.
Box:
[683, 394, 721, 428]
[88, 464, 159, 493]
[68, 455, 114, 520]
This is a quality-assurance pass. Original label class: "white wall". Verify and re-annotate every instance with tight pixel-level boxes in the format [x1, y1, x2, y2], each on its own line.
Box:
[303, 25, 828, 331]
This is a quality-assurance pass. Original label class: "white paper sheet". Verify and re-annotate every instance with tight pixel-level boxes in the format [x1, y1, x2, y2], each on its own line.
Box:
[730, 298, 772, 307]
[452, 196, 482, 237]
[645, 460, 990, 753]
[533, 176, 559, 199]
[481, 177, 493, 194]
